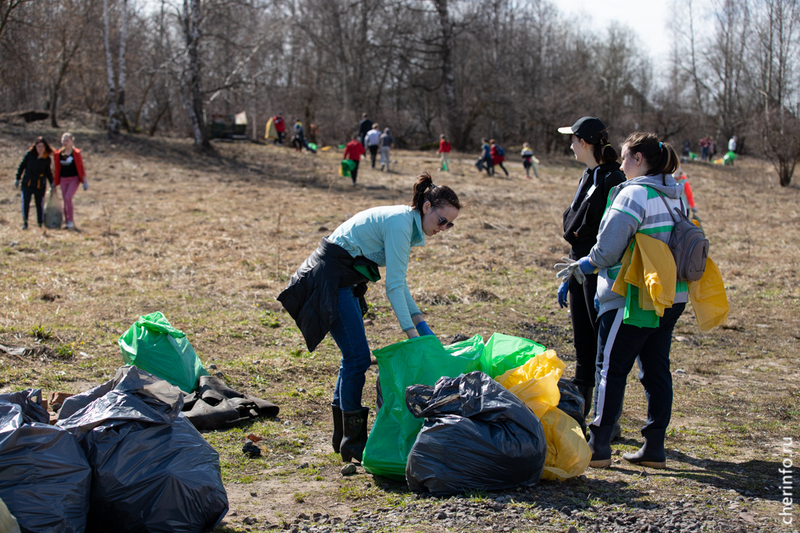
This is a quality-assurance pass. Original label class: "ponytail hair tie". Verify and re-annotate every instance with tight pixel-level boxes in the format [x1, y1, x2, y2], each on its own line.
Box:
[659, 142, 663, 148]
[429, 182, 437, 190]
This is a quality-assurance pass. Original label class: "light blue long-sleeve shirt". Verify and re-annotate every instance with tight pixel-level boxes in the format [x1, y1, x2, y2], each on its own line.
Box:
[328, 205, 425, 331]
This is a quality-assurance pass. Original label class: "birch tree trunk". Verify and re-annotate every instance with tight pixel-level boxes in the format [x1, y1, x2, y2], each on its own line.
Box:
[432, 0, 462, 148]
[182, 0, 210, 150]
[117, 0, 128, 131]
[103, 0, 120, 135]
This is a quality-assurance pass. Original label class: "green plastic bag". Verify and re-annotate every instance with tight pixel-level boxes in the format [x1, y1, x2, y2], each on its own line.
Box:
[339, 159, 356, 178]
[118, 312, 208, 393]
[480, 332, 547, 378]
[361, 335, 484, 479]
[308, 142, 318, 151]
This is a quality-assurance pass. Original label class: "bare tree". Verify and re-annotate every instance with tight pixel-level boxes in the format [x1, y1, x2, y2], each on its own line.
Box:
[755, 0, 800, 186]
[0, 0, 32, 41]
[46, 0, 98, 127]
[102, 0, 128, 135]
[181, 0, 209, 149]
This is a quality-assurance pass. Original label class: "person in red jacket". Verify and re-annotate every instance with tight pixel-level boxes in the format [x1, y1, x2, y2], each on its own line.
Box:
[490, 139, 509, 177]
[437, 134, 451, 171]
[273, 112, 285, 145]
[343, 134, 366, 186]
[54, 132, 88, 230]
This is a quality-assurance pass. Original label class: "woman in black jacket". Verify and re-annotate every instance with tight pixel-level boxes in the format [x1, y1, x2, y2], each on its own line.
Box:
[15, 137, 55, 230]
[557, 117, 625, 415]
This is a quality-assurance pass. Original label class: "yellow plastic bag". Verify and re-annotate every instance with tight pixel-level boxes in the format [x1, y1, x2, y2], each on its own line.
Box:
[538, 406, 591, 481]
[496, 350, 564, 419]
[688, 257, 729, 331]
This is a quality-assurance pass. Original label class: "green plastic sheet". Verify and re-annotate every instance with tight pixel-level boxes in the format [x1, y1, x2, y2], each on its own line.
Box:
[118, 312, 208, 393]
[362, 332, 546, 479]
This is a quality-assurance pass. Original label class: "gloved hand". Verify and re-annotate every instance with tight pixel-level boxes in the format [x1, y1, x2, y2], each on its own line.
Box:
[82, 179, 88, 191]
[557, 280, 569, 308]
[415, 321, 435, 337]
[554, 256, 586, 285]
[14, 180, 20, 189]
[577, 256, 597, 276]
[594, 294, 600, 313]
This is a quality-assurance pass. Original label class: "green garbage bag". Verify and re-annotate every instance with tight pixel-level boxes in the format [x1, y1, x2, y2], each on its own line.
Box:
[339, 159, 357, 178]
[723, 150, 737, 164]
[361, 335, 484, 479]
[307, 142, 318, 152]
[688, 151, 698, 160]
[118, 312, 208, 393]
[480, 332, 547, 378]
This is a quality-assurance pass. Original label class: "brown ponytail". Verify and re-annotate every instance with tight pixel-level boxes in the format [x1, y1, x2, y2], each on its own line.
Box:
[591, 130, 619, 165]
[410, 172, 462, 213]
[622, 132, 679, 177]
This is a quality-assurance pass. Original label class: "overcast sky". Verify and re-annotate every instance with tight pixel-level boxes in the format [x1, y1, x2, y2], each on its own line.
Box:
[555, 0, 695, 70]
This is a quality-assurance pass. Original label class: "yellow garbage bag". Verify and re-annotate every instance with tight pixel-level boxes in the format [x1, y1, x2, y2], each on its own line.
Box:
[539, 406, 591, 481]
[496, 349, 564, 419]
[688, 257, 729, 331]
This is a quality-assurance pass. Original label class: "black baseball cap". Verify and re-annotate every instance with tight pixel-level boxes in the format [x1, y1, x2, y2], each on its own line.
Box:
[558, 117, 606, 145]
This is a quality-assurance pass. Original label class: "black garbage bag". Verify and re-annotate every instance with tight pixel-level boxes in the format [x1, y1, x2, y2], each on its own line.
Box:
[557, 378, 586, 433]
[0, 389, 91, 533]
[405, 371, 546, 495]
[57, 366, 228, 533]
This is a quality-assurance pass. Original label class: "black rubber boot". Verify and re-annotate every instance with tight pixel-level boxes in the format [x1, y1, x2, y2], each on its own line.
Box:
[588, 424, 616, 468]
[611, 422, 623, 442]
[577, 384, 593, 418]
[331, 404, 343, 454]
[623, 436, 666, 469]
[340, 407, 369, 463]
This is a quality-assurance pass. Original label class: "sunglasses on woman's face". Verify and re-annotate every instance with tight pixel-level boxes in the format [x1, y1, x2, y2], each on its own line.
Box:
[431, 206, 454, 229]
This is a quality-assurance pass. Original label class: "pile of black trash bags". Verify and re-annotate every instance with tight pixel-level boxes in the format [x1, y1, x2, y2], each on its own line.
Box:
[0, 366, 228, 533]
[405, 371, 547, 495]
[402, 372, 587, 495]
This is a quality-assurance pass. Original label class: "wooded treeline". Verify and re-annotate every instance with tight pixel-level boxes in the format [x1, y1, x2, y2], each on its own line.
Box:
[1, 0, 798, 185]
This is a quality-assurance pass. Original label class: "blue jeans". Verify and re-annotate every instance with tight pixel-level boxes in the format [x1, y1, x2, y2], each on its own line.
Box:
[330, 287, 372, 412]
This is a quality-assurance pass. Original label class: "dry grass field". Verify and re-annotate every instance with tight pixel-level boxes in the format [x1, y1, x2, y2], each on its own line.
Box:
[0, 121, 798, 532]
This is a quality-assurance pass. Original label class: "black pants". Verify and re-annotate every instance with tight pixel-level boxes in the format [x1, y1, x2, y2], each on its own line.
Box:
[350, 160, 360, 184]
[569, 272, 598, 387]
[21, 188, 45, 225]
[368, 145, 378, 168]
[483, 156, 494, 176]
[591, 304, 685, 441]
[496, 162, 509, 176]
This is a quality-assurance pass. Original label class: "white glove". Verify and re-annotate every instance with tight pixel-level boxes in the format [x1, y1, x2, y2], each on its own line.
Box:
[554, 256, 586, 284]
[82, 179, 89, 191]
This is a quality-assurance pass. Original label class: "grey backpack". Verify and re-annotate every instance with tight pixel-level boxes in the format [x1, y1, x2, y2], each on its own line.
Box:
[653, 190, 709, 281]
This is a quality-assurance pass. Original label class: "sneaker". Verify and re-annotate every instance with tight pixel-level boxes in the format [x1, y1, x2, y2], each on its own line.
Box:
[65, 221, 74, 229]
[21, 222, 28, 230]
